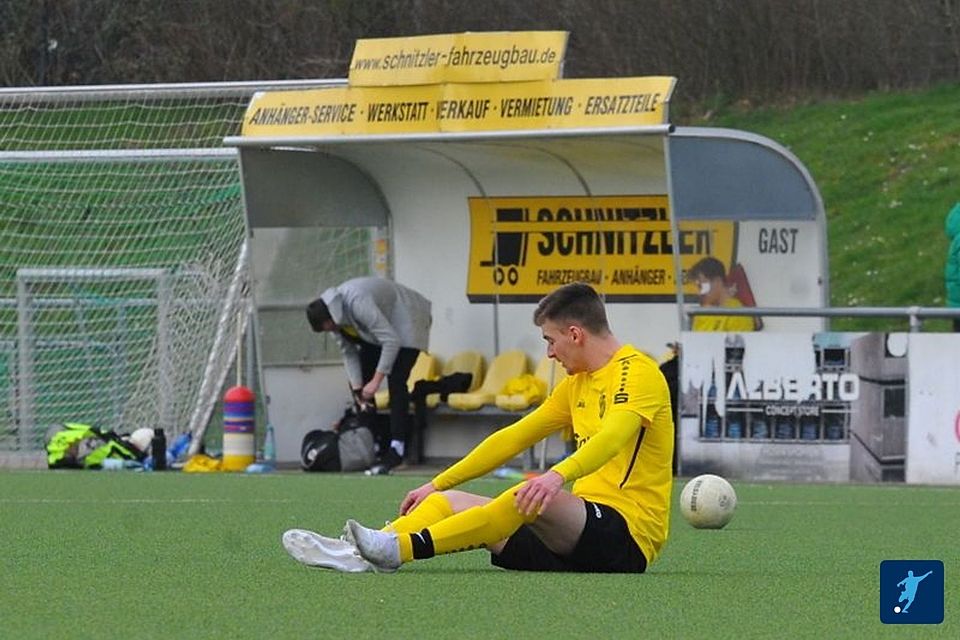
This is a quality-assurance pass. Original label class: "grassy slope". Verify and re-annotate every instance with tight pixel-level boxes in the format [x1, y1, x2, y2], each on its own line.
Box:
[691, 83, 960, 331]
[1, 471, 957, 639]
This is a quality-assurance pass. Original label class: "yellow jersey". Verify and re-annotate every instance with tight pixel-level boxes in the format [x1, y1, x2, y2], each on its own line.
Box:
[546, 344, 673, 563]
[433, 344, 674, 564]
[692, 297, 756, 332]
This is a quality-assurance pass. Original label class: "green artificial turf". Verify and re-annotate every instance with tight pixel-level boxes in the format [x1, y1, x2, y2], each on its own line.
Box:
[1, 470, 956, 639]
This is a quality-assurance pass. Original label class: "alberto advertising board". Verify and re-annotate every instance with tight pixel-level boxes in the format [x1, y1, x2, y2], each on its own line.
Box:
[466, 196, 735, 302]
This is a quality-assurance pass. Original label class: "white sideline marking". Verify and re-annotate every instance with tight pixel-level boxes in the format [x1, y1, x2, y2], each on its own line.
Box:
[0, 497, 295, 504]
[742, 500, 958, 506]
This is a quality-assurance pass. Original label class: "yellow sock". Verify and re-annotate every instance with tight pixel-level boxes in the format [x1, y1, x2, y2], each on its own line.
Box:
[383, 492, 454, 534]
[402, 482, 533, 562]
[385, 492, 455, 563]
[398, 533, 413, 563]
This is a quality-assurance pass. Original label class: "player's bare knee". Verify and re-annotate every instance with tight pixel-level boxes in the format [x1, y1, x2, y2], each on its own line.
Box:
[524, 492, 587, 554]
[443, 489, 491, 513]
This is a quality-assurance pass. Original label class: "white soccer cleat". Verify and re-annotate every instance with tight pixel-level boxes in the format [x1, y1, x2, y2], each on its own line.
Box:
[281, 528, 374, 573]
[344, 519, 402, 573]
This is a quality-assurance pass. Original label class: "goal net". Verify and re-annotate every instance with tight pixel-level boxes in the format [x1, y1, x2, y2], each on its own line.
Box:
[0, 81, 346, 462]
[0, 155, 246, 454]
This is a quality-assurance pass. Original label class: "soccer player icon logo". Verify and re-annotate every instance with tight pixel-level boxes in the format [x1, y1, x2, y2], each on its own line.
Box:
[895, 570, 932, 614]
[879, 560, 944, 624]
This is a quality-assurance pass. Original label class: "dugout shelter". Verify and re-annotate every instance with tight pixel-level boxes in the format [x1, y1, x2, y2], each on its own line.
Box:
[225, 32, 828, 463]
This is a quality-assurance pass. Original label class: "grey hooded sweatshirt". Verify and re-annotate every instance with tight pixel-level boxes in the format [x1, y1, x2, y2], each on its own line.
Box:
[320, 277, 431, 387]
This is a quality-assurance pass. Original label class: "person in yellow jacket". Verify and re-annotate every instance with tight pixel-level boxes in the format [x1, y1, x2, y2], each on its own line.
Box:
[687, 257, 756, 332]
[282, 282, 673, 574]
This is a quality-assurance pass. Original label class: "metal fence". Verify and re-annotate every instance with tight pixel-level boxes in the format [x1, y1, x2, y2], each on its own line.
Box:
[686, 306, 960, 332]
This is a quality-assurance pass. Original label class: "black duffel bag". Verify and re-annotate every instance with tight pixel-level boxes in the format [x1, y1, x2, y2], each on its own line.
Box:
[300, 408, 376, 472]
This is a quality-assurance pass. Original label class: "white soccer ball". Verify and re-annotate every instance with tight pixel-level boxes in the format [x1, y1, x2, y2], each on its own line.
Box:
[679, 474, 737, 529]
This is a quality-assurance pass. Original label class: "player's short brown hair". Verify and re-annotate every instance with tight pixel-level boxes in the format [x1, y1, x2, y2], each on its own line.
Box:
[533, 282, 610, 335]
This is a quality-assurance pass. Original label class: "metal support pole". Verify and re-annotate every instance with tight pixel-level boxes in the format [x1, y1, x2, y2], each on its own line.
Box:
[663, 134, 687, 333]
[156, 271, 173, 436]
[908, 306, 921, 332]
[15, 277, 34, 451]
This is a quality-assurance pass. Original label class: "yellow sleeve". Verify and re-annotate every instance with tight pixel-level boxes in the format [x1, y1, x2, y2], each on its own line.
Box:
[432, 400, 568, 490]
[550, 411, 643, 482]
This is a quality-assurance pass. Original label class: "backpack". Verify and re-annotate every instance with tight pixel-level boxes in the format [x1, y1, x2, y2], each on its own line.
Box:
[300, 408, 376, 473]
[300, 429, 341, 472]
[45, 422, 148, 469]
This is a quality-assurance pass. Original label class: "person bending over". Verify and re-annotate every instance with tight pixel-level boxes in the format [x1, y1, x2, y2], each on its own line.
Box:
[306, 276, 431, 475]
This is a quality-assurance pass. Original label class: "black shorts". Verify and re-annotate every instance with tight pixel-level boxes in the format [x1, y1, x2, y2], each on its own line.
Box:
[491, 500, 647, 573]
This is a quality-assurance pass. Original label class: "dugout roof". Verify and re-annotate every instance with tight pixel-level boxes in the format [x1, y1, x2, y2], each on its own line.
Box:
[223, 32, 828, 455]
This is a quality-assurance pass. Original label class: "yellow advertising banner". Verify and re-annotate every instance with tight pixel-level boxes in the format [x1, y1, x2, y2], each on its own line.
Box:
[349, 31, 568, 86]
[241, 76, 675, 137]
[466, 196, 736, 302]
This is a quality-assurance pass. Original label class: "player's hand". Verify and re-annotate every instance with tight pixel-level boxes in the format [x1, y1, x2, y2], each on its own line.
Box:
[400, 481, 437, 515]
[361, 379, 379, 402]
[350, 388, 371, 412]
[514, 470, 564, 517]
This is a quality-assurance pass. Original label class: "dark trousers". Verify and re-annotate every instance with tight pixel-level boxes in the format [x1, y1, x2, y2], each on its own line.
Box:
[358, 342, 419, 450]
[659, 355, 679, 476]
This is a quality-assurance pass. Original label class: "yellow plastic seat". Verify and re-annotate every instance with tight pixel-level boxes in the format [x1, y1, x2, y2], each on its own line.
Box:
[447, 349, 529, 411]
[495, 356, 567, 411]
[424, 350, 486, 408]
[374, 352, 441, 410]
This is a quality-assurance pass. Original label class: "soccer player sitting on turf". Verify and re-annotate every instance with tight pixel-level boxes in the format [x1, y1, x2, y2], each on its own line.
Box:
[283, 282, 674, 573]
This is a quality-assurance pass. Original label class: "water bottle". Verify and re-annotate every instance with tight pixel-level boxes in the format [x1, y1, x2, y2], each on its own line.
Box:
[751, 417, 769, 439]
[726, 414, 744, 439]
[703, 371, 721, 438]
[825, 418, 844, 440]
[775, 419, 795, 440]
[263, 423, 276, 464]
[102, 458, 142, 471]
[167, 432, 192, 464]
[152, 428, 167, 471]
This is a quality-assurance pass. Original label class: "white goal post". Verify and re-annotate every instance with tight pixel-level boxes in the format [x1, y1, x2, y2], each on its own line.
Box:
[16, 267, 176, 447]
